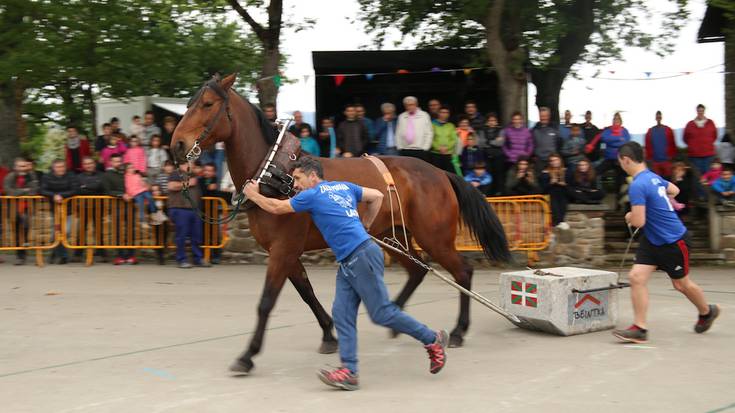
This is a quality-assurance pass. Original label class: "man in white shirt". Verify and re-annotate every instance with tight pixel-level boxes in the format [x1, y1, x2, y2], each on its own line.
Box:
[395, 96, 433, 162]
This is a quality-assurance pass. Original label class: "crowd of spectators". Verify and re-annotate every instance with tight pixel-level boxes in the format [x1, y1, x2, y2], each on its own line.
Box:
[1, 98, 733, 264]
[0, 111, 231, 267]
[288, 98, 731, 228]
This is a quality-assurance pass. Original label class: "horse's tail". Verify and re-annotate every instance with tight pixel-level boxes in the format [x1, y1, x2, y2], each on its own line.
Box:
[445, 172, 512, 263]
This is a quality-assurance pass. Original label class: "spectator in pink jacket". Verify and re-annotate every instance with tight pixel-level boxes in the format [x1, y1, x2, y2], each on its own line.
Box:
[124, 163, 164, 229]
[701, 158, 723, 186]
[100, 135, 127, 169]
[123, 136, 147, 174]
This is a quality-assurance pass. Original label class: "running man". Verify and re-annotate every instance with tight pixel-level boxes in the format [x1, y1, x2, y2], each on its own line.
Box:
[612, 142, 720, 343]
[243, 157, 448, 391]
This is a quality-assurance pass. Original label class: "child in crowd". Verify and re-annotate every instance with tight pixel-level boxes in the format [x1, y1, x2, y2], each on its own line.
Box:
[456, 117, 474, 147]
[505, 156, 539, 196]
[460, 134, 485, 174]
[298, 125, 321, 156]
[566, 158, 605, 204]
[129, 115, 144, 140]
[156, 160, 175, 194]
[192, 160, 204, 177]
[100, 134, 127, 169]
[712, 167, 735, 208]
[701, 158, 723, 186]
[123, 136, 147, 175]
[540, 153, 569, 228]
[670, 161, 697, 215]
[124, 163, 165, 229]
[151, 184, 169, 265]
[464, 161, 493, 196]
[560, 124, 586, 168]
[146, 135, 169, 182]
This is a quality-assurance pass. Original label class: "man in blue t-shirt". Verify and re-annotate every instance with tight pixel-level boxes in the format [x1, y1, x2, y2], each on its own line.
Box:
[612, 142, 719, 344]
[244, 157, 448, 391]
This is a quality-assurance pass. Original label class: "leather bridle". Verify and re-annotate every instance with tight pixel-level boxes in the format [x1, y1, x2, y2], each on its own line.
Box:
[183, 77, 232, 163]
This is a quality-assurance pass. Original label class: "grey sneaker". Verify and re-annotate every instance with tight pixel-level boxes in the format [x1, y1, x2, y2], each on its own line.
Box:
[695, 304, 720, 333]
[317, 367, 359, 391]
[612, 325, 648, 344]
[178, 262, 193, 269]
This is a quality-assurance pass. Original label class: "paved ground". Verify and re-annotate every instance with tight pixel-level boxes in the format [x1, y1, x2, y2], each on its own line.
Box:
[1, 263, 733, 413]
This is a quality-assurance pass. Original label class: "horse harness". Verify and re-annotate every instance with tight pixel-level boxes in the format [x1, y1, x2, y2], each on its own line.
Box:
[179, 77, 301, 224]
[363, 155, 410, 252]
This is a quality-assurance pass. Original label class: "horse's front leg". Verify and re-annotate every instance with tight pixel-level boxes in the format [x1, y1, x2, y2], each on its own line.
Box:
[289, 260, 339, 354]
[229, 252, 292, 374]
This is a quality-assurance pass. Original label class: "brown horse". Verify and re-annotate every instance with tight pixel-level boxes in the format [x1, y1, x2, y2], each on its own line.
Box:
[171, 74, 511, 374]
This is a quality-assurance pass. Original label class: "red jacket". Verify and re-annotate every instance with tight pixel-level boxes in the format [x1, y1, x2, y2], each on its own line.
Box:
[683, 119, 717, 157]
[65, 139, 92, 172]
[645, 124, 677, 162]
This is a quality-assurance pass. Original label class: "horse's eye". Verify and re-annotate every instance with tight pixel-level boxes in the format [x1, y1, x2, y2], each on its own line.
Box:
[203, 102, 214, 108]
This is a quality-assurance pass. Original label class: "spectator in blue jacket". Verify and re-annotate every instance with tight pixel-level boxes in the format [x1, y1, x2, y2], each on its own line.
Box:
[374, 103, 398, 155]
[298, 125, 321, 156]
[712, 167, 735, 207]
[464, 161, 493, 196]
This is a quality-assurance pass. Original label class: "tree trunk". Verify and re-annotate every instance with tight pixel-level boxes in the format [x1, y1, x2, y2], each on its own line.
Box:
[726, 27, 734, 136]
[83, 85, 97, 137]
[530, 69, 567, 123]
[0, 82, 21, 167]
[484, 0, 527, 123]
[257, 44, 279, 108]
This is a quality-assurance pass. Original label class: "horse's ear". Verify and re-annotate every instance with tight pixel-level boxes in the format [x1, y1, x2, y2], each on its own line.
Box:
[220, 73, 237, 91]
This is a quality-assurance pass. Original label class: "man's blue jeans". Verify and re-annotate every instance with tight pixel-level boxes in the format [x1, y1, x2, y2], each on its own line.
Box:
[690, 156, 714, 174]
[168, 208, 203, 264]
[333, 240, 436, 374]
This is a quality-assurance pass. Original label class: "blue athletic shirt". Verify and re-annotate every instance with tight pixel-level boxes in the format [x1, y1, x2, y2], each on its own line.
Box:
[289, 181, 370, 261]
[628, 169, 686, 246]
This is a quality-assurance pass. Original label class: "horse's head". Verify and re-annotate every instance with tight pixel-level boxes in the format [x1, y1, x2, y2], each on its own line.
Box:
[171, 73, 237, 165]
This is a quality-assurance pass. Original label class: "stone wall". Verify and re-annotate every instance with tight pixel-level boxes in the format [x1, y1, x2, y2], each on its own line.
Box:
[711, 205, 735, 265]
[222, 213, 337, 266]
[537, 204, 607, 267]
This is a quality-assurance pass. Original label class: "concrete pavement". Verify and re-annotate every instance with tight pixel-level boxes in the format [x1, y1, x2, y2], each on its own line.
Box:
[1, 264, 733, 413]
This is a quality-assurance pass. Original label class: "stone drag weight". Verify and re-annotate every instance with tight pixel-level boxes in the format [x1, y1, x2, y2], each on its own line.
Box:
[1, 264, 733, 412]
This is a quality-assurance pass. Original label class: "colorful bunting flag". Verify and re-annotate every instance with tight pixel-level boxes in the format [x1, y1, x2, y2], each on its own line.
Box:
[365, 73, 374, 80]
[303, 75, 310, 83]
[431, 67, 442, 72]
[273, 74, 282, 88]
[644, 72, 652, 78]
[463, 68, 473, 75]
[334, 75, 345, 86]
[397, 69, 410, 74]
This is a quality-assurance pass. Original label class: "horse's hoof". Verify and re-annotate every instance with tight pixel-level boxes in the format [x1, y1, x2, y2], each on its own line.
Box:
[318, 340, 338, 354]
[229, 358, 254, 375]
[389, 329, 401, 339]
[448, 335, 464, 348]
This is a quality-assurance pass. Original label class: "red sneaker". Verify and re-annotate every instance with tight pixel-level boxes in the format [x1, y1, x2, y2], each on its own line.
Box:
[126, 257, 138, 265]
[425, 330, 449, 374]
[113, 257, 125, 266]
[316, 367, 359, 391]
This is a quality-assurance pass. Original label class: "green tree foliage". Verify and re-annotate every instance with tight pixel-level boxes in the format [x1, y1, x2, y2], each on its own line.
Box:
[356, 0, 688, 122]
[0, 0, 262, 164]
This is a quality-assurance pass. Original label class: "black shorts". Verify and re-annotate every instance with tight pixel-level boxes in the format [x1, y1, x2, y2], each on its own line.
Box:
[634, 233, 691, 279]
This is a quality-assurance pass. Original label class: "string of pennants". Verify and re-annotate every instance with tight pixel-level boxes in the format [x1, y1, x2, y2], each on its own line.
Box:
[260, 63, 728, 88]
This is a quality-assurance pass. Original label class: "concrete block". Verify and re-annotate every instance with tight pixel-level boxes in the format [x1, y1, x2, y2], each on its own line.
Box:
[500, 267, 620, 336]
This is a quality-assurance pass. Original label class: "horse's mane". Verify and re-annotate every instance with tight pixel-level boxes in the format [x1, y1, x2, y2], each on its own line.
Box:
[190, 77, 278, 147]
[245, 97, 278, 146]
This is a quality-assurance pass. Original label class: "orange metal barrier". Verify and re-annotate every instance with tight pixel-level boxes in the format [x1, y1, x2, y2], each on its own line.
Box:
[414, 195, 551, 254]
[0, 196, 61, 266]
[61, 196, 228, 265]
